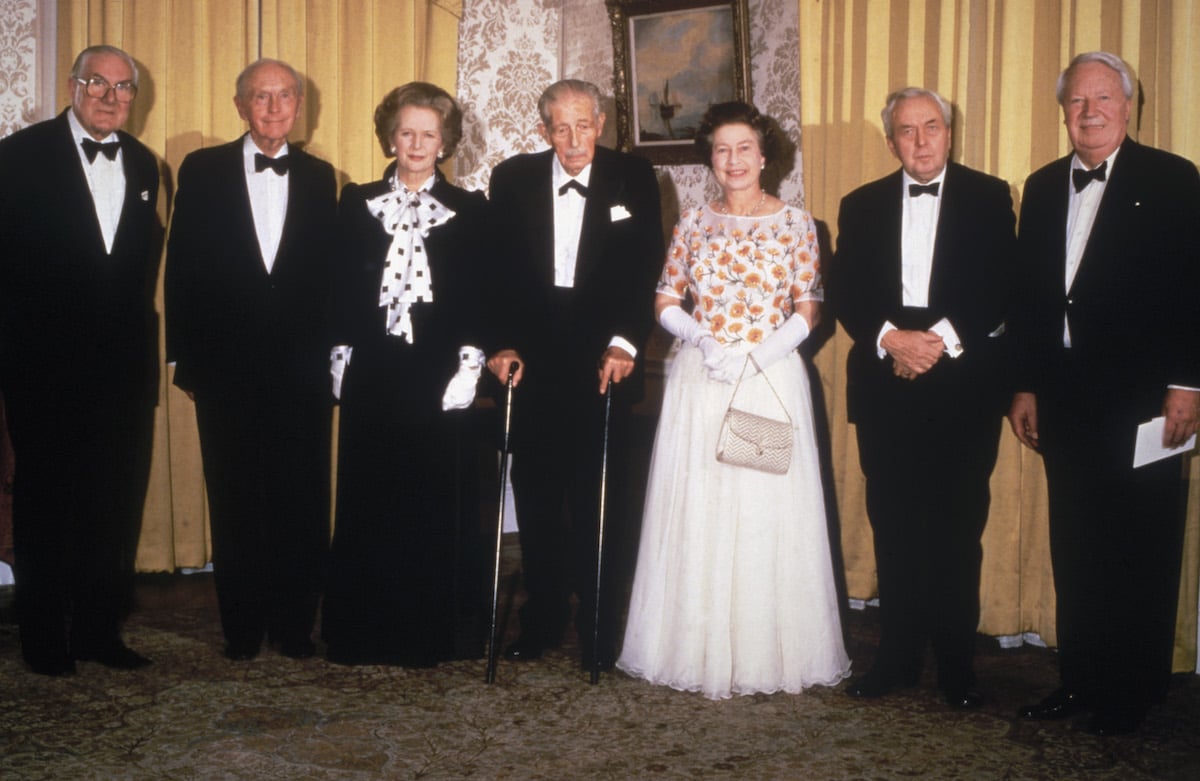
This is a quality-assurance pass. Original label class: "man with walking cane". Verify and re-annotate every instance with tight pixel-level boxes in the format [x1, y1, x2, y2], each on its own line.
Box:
[486, 80, 663, 674]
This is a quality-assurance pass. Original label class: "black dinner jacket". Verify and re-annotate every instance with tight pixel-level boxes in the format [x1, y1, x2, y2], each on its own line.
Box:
[330, 166, 489, 416]
[1013, 137, 1200, 437]
[0, 109, 162, 408]
[487, 145, 663, 402]
[165, 136, 337, 398]
[829, 161, 1016, 425]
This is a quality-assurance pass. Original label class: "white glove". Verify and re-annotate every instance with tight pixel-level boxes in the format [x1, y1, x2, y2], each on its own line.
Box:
[658, 304, 708, 346]
[441, 346, 485, 410]
[747, 314, 811, 374]
[330, 345, 353, 400]
[707, 348, 747, 384]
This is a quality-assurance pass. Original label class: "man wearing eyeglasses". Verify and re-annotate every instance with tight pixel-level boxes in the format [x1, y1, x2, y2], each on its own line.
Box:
[165, 59, 336, 663]
[0, 45, 162, 676]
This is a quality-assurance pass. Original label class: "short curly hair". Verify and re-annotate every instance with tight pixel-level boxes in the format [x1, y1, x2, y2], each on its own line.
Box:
[373, 82, 464, 159]
[694, 101, 777, 168]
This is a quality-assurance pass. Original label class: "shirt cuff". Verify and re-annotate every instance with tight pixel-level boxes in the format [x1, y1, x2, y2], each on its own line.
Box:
[609, 335, 638, 360]
[876, 322, 897, 359]
[929, 318, 964, 358]
[1167, 384, 1200, 393]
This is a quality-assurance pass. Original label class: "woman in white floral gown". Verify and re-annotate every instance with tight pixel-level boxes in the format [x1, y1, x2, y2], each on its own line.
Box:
[617, 102, 850, 699]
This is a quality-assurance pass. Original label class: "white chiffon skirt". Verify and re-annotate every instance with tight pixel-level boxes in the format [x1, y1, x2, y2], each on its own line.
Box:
[617, 342, 851, 700]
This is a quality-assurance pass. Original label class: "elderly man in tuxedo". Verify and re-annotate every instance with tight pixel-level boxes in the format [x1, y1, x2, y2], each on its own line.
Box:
[165, 59, 336, 662]
[828, 88, 1015, 708]
[486, 80, 663, 670]
[0, 45, 161, 675]
[1009, 52, 1200, 736]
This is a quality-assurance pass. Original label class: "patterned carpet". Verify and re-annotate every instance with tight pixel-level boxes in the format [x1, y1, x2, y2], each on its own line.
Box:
[1, 570, 1198, 780]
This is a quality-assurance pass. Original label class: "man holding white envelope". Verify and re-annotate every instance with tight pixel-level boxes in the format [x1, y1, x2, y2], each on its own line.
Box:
[1007, 51, 1200, 736]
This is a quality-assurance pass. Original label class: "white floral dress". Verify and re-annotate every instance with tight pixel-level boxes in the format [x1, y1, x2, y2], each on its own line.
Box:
[617, 203, 851, 699]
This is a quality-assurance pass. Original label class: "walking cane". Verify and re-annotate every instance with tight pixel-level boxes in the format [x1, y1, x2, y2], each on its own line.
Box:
[485, 361, 518, 684]
[590, 380, 614, 685]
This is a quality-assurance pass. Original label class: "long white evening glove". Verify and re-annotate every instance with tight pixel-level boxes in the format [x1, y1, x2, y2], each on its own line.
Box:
[748, 313, 811, 374]
[658, 304, 708, 346]
[441, 346, 485, 410]
[330, 345, 353, 400]
[660, 303, 734, 379]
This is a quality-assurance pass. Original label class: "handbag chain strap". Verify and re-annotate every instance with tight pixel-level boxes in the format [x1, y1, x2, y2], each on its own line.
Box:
[725, 354, 793, 427]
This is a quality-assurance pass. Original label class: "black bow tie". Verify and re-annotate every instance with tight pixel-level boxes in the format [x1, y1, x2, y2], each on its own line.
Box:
[255, 153, 290, 175]
[558, 179, 588, 197]
[908, 182, 939, 197]
[81, 138, 120, 163]
[1072, 161, 1107, 192]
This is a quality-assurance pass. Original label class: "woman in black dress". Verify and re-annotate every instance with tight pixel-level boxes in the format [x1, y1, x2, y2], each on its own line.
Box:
[322, 82, 489, 666]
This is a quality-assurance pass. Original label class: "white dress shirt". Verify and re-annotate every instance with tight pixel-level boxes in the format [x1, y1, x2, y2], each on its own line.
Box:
[876, 168, 962, 359]
[68, 109, 125, 254]
[242, 135, 289, 273]
[1063, 147, 1119, 347]
[550, 155, 636, 358]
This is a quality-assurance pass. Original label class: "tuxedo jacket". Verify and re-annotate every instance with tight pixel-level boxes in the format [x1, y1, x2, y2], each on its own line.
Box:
[165, 136, 337, 399]
[1014, 137, 1200, 448]
[487, 145, 663, 404]
[0, 110, 162, 410]
[330, 166, 489, 417]
[830, 162, 1016, 427]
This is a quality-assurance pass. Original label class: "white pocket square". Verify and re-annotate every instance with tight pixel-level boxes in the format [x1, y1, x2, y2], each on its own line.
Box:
[610, 204, 632, 221]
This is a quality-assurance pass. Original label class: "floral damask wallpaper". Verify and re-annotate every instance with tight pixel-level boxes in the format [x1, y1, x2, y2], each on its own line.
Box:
[0, 0, 39, 138]
[456, 0, 805, 216]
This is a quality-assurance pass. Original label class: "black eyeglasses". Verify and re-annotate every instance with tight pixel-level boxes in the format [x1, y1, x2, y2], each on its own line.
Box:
[74, 75, 138, 104]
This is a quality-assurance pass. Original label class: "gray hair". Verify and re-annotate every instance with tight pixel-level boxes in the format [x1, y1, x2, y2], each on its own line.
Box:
[537, 80, 603, 126]
[881, 87, 953, 139]
[235, 58, 305, 101]
[70, 45, 139, 87]
[1056, 51, 1135, 103]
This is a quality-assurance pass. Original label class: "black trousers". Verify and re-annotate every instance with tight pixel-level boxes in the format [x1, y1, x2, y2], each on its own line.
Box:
[509, 388, 635, 661]
[194, 389, 330, 650]
[7, 391, 153, 661]
[1039, 390, 1188, 712]
[855, 408, 1001, 692]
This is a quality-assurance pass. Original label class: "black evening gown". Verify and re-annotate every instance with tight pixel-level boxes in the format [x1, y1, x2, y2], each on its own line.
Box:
[321, 168, 490, 666]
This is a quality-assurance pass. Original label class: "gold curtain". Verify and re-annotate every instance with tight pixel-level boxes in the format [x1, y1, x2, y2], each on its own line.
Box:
[55, 0, 462, 572]
[799, 0, 1200, 670]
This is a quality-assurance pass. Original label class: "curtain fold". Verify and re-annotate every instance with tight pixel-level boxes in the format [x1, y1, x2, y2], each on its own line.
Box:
[799, 0, 1200, 671]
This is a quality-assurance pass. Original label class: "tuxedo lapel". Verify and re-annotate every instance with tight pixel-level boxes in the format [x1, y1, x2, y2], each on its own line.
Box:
[1071, 140, 1136, 295]
[529, 152, 556, 286]
[51, 113, 110, 256]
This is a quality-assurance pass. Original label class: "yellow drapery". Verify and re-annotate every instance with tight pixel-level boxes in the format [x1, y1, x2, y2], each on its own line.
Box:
[55, 0, 463, 573]
[55, 0, 1199, 670]
[799, 0, 1200, 670]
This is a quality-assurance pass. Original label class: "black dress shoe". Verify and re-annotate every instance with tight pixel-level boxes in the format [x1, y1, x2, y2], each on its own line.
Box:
[503, 637, 545, 661]
[1087, 706, 1143, 737]
[943, 689, 984, 709]
[26, 654, 78, 677]
[223, 642, 260, 661]
[1018, 688, 1085, 720]
[279, 639, 316, 660]
[74, 643, 153, 670]
[844, 668, 919, 699]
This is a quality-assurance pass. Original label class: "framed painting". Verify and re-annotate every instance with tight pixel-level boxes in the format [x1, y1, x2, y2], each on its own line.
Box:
[607, 0, 751, 165]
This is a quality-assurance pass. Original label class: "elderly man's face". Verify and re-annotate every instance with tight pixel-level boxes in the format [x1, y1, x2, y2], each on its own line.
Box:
[69, 51, 135, 140]
[235, 62, 302, 155]
[539, 92, 605, 177]
[886, 95, 951, 185]
[1061, 60, 1131, 168]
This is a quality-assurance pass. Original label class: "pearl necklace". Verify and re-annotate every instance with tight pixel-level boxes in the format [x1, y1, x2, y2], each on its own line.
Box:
[716, 190, 767, 217]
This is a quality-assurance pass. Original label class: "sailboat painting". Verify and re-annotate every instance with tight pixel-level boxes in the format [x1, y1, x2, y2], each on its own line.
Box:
[630, 3, 738, 144]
